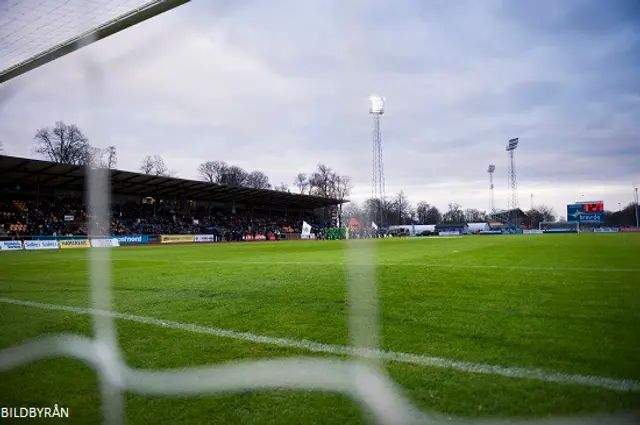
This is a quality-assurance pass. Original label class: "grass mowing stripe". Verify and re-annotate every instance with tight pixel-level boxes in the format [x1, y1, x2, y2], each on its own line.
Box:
[5, 258, 640, 273]
[1, 297, 639, 393]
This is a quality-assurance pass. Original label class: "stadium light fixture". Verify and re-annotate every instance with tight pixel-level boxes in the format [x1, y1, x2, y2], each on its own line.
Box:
[369, 95, 385, 115]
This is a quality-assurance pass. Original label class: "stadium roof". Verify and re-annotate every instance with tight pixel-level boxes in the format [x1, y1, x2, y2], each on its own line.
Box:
[0, 155, 346, 209]
[488, 208, 528, 218]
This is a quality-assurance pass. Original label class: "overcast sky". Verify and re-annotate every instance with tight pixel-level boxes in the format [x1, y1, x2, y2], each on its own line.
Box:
[1, 0, 639, 217]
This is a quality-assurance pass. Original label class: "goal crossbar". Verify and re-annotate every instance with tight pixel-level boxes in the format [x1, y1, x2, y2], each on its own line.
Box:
[0, 0, 190, 84]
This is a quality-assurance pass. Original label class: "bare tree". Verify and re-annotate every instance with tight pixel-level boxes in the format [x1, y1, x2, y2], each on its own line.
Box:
[140, 156, 155, 174]
[389, 191, 412, 224]
[140, 154, 174, 176]
[273, 183, 289, 192]
[331, 175, 352, 200]
[443, 202, 465, 223]
[34, 121, 91, 165]
[308, 164, 335, 198]
[152, 155, 168, 176]
[245, 170, 271, 189]
[220, 165, 247, 186]
[464, 208, 485, 222]
[294, 173, 309, 194]
[527, 205, 556, 228]
[105, 146, 117, 169]
[198, 160, 228, 183]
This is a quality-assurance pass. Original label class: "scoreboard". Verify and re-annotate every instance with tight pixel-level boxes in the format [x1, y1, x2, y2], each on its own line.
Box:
[567, 201, 604, 223]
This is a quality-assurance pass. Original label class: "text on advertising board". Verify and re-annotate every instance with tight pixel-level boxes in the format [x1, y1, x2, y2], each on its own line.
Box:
[567, 203, 604, 223]
[0, 241, 23, 251]
[160, 235, 195, 243]
[90, 239, 121, 248]
[112, 235, 148, 244]
[24, 240, 60, 250]
[59, 239, 90, 249]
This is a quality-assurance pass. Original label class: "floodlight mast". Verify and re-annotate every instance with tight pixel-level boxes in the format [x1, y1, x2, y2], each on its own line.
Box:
[635, 187, 639, 228]
[506, 138, 520, 227]
[369, 95, 386, 230]
[488, 165, 496, 213]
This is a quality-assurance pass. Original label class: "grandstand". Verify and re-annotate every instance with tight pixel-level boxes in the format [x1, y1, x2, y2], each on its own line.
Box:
[0, 155, 345, 240]
[487, 208, 530, 227]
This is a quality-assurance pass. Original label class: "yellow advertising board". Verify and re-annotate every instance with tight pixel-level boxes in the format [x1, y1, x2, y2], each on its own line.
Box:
[58, 239, 90, 249]
[160, 235, 195, 244]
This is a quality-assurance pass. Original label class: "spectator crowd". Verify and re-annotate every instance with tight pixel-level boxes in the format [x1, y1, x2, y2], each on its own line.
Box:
[0, 195, 326, 241]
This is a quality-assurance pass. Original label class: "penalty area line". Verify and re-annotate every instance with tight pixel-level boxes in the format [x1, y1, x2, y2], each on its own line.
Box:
[1, 297, 639, 392]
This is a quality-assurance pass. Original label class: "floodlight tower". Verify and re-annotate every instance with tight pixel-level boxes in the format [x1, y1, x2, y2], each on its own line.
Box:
[369, 95, 386, 227]
[487, 165, 496, 212]
[634, 187, 639, 228]
[506, 137, 520, 226]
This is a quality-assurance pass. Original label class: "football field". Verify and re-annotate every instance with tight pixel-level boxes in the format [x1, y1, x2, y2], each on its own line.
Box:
[1, 234, 639, 424]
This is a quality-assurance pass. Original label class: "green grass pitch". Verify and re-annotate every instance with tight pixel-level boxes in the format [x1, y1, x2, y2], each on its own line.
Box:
[1, 233, 639, 424]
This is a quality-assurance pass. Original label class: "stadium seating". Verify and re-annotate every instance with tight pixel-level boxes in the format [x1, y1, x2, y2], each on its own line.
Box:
[0, 196, 324, 240]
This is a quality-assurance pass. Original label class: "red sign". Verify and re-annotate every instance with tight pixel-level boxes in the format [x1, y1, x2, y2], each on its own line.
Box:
[268, 233, 276, 240]
[620, 227, 640, 232]
[254, 234, 266, 241]
[245, 234, 254, 240]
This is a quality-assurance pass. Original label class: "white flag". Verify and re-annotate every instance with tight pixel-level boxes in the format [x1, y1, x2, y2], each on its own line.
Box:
[301, 221, 312, 237]
[371, 222, 378, 230]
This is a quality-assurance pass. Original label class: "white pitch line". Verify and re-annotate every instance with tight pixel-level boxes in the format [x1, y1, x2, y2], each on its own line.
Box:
[1, 297, 639, 392]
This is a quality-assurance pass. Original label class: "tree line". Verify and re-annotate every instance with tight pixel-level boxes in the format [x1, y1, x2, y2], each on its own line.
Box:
[343, 193, 558, 227]
[29, 121, 352, 199]
[25, 121, 639, 227]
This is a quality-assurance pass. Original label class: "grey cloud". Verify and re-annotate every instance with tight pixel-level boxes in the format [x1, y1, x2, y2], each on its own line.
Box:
[1, 0, 639, 214]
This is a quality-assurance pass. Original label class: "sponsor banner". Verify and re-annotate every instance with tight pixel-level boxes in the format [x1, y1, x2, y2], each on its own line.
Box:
[24, 240, 60, 250]
[594, 227, 619, 233]
[59, 239, 90, 249]
[0, 240, 23, 251]
[543, 229, 578, 234]
[64, 215, 74, 222]
[90, 238, 120, 248]
[310, 233, 316, 240]
[160, 234, 195, 244]
[194, 234, 215, 242]
[268, 233, 276, 241]
[620, 227, 640, 232]
[438, 231, 461, 236]
[479, 230, 503, 235]
[112, 235, 148, 244]
[244, 234, 254, 241]
[523, 230, 544, 234]
[254, 234, 266, 241]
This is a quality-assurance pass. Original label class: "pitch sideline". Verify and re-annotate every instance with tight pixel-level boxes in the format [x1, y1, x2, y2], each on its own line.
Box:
[1, 297, 638, 392]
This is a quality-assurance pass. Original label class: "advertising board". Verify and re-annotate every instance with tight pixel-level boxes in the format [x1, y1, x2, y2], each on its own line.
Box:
[523, 230, 544, 234]
[24, 240, 60, 250]
[59, 239, 91, 249]
[112, 235, 148, 245]
[593, 227, 619, 233]
[567, 202, 604, 224]
[194, 234, 215, 242]
[90, 238, 120, 248]
[479, 230, 503, 235]
[438, 231, 461, 236]
[160, 235, 195, 244]
[0, 240, 23, 251]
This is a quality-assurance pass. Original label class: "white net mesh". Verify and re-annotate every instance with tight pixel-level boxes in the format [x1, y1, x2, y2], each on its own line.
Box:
[0, 1, 638, 424]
